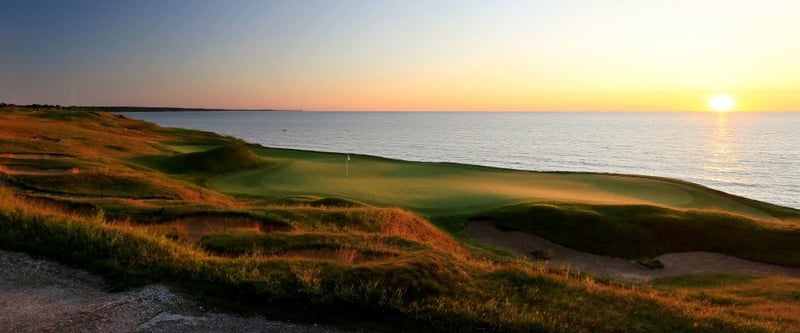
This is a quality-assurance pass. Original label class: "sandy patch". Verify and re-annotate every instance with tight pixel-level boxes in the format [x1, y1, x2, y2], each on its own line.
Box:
[466, 220, 800, 282]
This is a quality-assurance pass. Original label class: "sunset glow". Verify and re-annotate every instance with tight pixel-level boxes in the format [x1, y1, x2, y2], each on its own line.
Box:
[709, 95, 736, 112]
[1, 1, 799, 111]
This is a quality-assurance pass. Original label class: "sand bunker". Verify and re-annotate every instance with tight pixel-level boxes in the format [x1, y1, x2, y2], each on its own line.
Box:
[466, 220, 800, 282]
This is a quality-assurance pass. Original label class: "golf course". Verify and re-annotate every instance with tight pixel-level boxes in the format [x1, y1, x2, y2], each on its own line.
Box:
[207, 145, 785, 219]
[3, 106, 800, 332]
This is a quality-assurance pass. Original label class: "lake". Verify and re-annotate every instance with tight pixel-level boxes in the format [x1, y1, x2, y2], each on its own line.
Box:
[123, 111, 800, 209]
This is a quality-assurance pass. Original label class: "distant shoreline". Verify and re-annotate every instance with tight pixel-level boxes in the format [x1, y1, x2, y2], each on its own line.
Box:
[0, 103, 302, 112]
[3, 102, 797, 113]
[83, 106, 303, 112]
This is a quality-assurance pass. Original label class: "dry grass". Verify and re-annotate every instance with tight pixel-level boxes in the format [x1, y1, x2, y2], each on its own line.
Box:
[376, 208, 472, 260]
[4, 173, 800, 332]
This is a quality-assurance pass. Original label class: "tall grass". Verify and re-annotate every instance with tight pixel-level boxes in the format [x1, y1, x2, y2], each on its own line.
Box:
[0, 188, 780, 332]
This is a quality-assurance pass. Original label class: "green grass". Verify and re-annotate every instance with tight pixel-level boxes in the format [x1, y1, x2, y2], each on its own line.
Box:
[134, 143, 267, 175]
[164, 144, 225, 154]
[204, 146, 793, 219]
[292, 196, 368, 208]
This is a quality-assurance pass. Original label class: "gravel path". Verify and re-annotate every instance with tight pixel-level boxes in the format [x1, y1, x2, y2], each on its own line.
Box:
[0, 250, 352, 333]
[466, 220, 800, 282]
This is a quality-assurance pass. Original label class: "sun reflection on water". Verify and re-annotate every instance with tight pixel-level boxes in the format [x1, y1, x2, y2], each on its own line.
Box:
[704, 113, 744, 174]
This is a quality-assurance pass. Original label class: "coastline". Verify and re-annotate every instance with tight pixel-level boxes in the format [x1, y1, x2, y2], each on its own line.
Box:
[120, 110, 800, 210]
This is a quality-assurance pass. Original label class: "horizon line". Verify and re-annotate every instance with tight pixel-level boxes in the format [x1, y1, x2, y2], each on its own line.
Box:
[3, 102, 797, 113]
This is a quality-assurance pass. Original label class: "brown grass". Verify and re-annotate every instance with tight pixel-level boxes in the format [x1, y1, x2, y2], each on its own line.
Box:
[377, 208, 471, 260]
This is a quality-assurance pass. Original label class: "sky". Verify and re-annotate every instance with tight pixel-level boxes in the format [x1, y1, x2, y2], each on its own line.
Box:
[2, 0, 799, 111]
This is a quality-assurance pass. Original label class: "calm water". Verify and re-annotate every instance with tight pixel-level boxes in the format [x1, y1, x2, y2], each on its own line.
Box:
[124, 111, 800, 209]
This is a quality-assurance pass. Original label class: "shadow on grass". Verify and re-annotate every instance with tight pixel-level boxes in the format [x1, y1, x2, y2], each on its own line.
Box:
[474, 202, 800, 267]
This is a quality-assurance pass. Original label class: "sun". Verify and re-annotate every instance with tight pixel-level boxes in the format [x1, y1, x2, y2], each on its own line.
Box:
[708, 94, 735, 112]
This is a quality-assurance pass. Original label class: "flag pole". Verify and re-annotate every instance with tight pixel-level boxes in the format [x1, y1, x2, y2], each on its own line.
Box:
[346, 154, 350, 176]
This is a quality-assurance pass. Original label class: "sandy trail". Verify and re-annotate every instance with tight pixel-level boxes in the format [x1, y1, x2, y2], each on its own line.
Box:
[466, 220, 800, 282]
[0, 250, 351, 333]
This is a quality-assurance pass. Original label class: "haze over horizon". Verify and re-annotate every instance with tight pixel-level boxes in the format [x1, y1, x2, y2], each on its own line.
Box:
[2, 0, 799, 112]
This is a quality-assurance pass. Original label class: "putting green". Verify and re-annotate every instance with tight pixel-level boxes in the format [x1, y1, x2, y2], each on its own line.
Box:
[206, 146, 776, 218]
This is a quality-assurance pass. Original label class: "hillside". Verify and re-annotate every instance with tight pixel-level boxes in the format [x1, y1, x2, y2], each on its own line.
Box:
[2, 105, 800, 332]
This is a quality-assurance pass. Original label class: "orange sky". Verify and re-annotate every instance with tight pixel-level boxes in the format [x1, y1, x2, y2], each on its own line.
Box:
[2, 1, 799, 111]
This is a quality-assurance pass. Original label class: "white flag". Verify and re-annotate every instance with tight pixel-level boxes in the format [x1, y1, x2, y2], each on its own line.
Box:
[347, 154, 350, 161]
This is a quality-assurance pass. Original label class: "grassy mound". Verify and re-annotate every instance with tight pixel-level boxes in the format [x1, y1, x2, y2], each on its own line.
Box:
[266, 195, 369, 208]
[481, 203, 800, 266]
[136, 143, 266, 175]
[307, 197, 368, 208]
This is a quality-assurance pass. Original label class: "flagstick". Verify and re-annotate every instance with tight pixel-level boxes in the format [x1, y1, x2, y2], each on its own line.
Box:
[346, 154, 350, 176]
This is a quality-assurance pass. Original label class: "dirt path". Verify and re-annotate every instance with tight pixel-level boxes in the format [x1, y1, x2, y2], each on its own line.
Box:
[0, 250, 351, 333]
[466, 220, 800, 282]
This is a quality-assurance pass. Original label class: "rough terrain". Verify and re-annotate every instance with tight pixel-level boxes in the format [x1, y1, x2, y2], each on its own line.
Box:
[0, 250, 350, 333]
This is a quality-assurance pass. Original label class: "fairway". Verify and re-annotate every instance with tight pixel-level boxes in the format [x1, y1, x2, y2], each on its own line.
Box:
[210, 146, 776, 218]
